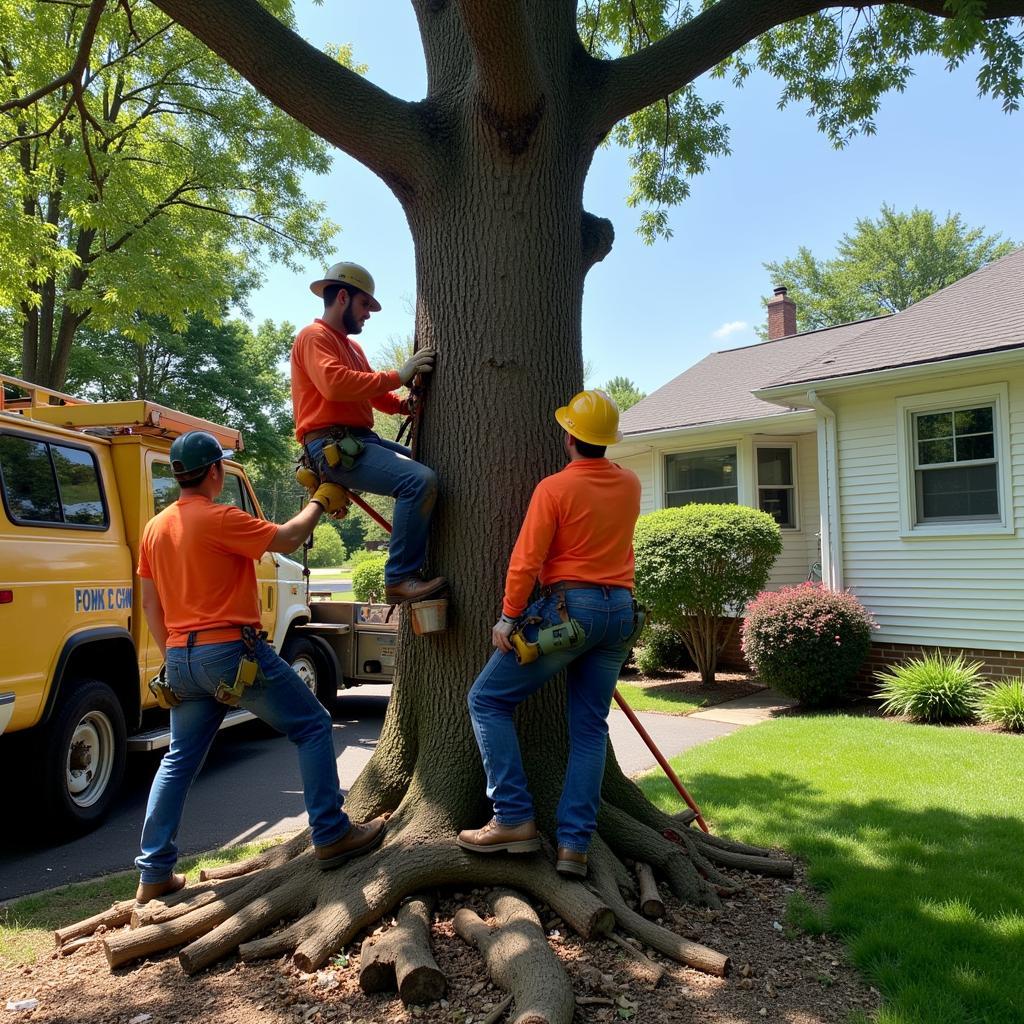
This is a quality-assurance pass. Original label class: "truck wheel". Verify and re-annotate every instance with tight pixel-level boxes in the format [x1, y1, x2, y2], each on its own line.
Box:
[282, 636, 337, 713]
[38, 678, 127, 835]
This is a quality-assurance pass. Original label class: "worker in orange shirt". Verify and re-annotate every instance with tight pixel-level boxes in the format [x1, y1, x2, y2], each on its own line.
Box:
[292, 261, 446, 604]
[458, 391, 642, 879]
[134, 431, 386, 904]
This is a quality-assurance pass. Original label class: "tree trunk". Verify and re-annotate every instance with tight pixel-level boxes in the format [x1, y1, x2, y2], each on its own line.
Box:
[64, 6, 791, 1002]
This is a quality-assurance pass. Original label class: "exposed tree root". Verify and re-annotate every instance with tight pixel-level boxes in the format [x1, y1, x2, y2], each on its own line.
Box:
[199, 828, 311, 881]
[454, 889, 575, 1024]
[359, 895, 446, 1005]
[634, 862, 664, 920]
[588, 839, 730, 977]
[131, 876, 249, 928]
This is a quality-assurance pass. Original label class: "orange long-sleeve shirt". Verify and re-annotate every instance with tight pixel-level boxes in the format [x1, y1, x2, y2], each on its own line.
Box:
[502, 459, 642, 618]
[291, 319, 405, 440]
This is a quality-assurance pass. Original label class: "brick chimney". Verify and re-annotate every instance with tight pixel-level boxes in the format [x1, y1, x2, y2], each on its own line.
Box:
[767, 286, 797, 340]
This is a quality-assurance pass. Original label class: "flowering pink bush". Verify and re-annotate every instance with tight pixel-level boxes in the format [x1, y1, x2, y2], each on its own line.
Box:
[741, 583, 876, 706]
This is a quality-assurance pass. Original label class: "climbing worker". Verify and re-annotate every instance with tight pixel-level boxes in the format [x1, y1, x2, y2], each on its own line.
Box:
[458, 390, 642, 879]
[292, 260, 446, 604]
[134, 430, 386, 905]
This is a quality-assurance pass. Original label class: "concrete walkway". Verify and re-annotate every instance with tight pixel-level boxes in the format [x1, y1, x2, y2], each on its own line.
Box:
[608, 687, 794, 777]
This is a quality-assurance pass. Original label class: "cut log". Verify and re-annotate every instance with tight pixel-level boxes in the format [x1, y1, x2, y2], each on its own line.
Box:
[634, 862, 665, 920]
[608, 930, 663, 987]
[359, 895, 446, 1005]
[454, 889, 575, 1024]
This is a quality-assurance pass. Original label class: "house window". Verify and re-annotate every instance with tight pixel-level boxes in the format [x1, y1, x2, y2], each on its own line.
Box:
[665, 446, 737, 507]
[756, 445, 797, 528]
[913, 405, 999, 523]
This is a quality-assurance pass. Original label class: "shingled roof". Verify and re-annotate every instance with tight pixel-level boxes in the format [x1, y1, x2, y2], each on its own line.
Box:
[619, 319, 878, 436]
[763, 246, 1024, 390]
[621, 247, 1024, 436]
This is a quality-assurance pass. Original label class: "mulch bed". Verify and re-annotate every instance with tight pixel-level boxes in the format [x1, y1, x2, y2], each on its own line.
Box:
[1, 857, 880, 1024]
[618, 668, 765, 709]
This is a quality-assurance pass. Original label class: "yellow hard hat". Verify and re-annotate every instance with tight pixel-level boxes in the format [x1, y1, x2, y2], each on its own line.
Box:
[309, 261, 382, 311]
[555, 389, 622, 446]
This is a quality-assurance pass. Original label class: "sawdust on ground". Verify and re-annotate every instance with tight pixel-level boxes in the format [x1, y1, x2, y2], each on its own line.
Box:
[1, 858, 880, 1024]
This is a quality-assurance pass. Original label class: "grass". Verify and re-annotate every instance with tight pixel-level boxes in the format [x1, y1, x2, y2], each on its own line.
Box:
[614, 681, 708, 715]
[638, 716, 1024, 1024]
[0, 838, 280, 966]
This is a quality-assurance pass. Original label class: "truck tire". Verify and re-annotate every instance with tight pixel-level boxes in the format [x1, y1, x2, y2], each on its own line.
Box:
[281, 636, 337, 713]
[37, 678, 127, 836]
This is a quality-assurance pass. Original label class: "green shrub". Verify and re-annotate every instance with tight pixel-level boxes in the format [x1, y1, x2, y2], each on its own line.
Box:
[349, 548, 382, 567]
[875, 652, 984, 723]
[633, 622, 691, 675]
[978, 677, 1024, 732]
[742, 583, 875, 706]
[305, 523, 347, 568]
[351, 552, 388, 603]
[634, 504, 782, 684]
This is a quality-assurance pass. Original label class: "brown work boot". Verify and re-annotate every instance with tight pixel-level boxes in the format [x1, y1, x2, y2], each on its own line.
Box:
[315, 815, 387, 871]
[555, 848, 588, 878]
[385, 575, 448, 604]
[457, 818, 541, 854]
[135, 872, 187, 905]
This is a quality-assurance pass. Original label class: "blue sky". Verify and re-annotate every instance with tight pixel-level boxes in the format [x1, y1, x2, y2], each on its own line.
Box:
[248, 4, 1024, 395]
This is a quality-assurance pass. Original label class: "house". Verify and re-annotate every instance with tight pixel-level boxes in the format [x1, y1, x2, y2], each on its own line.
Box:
[610, 247, 1024, 679]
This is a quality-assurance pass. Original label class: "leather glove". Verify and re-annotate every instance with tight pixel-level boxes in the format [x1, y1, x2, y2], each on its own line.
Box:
[311, 482, 351, 518]
[398, 347, 436, 385]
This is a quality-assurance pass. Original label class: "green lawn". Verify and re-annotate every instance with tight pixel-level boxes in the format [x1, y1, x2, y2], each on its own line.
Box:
[614, 681, 707, 715]
[638, 716, 1024, 1024]
[0, 839, 279, 966]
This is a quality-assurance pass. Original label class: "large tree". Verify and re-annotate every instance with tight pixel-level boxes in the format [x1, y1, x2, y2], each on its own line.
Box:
[763, 204, 1017, 333]
[65, 0, 1024, 1008]
[0, 0, 336, 389]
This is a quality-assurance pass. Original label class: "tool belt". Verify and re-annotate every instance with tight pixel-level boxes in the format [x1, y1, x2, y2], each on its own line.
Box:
[148, 664, 180, 710]
[511, 590, 586, 665]
[302, 425, 365, 471]
[541, 580, 616, 597]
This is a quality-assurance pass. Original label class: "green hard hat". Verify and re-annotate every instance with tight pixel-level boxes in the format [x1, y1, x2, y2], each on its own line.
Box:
[170, 431, 223, 480]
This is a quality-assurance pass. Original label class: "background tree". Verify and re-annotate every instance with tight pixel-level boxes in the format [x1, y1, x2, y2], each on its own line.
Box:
[0, 0, 337, 389]
[762, 205, 1016, 333]
[603, 375, 646, 412]
[65, 0, 1024, 1001]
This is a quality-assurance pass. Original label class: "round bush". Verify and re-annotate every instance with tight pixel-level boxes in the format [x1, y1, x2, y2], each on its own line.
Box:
[305, 522, 348, 568]
[979, 678, 1024, 732]
[634, 504, 782, 683]
[634, 644, 661, 677]
[741, 583, 875, 706]
[875, 652, 984, 723]
[351, 552, 388, 603]
[634, 622, 691, 674]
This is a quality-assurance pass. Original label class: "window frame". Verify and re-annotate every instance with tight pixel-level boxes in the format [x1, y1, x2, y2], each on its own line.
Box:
[895, 383, 1014, 538]
[662, 442, 740, 508]
[149, 456, 256, 517]
[754, 441, 799, 530]
[0, 429, 110, 531]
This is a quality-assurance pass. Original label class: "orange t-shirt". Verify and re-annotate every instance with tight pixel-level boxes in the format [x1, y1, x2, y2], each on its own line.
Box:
[291, 319, 405, 439]
[137, 494, 280, 648]
[502, 459, 642, 617]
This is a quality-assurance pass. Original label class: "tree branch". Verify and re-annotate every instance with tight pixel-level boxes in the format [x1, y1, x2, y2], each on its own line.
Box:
[147, 0, 435, 194]
[0, 0, 105, 115]
[595, 0, 1024, 133]
[454, 0, 544, 122]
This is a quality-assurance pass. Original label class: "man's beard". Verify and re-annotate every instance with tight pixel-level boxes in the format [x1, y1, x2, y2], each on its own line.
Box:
[343, 305, 363, 334]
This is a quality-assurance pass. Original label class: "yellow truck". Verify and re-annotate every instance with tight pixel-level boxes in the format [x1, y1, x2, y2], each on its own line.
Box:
[0, 374, 396, 834]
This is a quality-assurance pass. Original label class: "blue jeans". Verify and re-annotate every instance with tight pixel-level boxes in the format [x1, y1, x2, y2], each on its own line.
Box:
[307, 430, 438, 585]
[136, 638, 348, 884]
[468, 587, 636, 853]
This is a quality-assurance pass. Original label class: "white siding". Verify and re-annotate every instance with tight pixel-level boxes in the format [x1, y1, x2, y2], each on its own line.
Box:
[833, 363, 1024, 649]
[623, 431, 819, 592]
[613, 450, 656, 515]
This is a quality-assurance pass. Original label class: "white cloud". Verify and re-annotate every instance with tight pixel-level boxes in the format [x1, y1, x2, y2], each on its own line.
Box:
[712, 320, 749, 340]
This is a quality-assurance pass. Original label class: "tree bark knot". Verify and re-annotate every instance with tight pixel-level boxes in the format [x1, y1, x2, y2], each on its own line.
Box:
[480, 95, 546, 156]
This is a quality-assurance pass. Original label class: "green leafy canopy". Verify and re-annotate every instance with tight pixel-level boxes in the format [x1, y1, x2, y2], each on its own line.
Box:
[580, 2, 1023, 242]
[0, 0, 340, 386]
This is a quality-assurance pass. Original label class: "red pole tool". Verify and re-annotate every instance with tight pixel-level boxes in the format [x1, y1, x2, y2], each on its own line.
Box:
[347, 492, 393, 535]
[612, 688, 710, 833]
